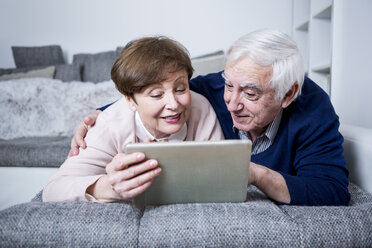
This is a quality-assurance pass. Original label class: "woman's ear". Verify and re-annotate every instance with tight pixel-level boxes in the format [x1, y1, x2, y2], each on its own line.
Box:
[281, 82, 299, 108]
[125, 96, 137, 112]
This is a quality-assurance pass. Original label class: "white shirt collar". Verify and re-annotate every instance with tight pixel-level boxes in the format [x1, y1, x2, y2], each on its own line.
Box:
[135, 111, 187, 142]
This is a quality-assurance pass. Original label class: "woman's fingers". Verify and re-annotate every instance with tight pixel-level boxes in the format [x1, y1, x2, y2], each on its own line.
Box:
[106, 152, 146, 173]
[108, 158, 159, 184]
[114, 167, 162, 199]
[106, 152, 162, 200]
[118, 181, 153, 200]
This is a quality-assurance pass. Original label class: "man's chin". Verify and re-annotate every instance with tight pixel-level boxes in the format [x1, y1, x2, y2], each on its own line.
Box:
[232, 120, 251, 132]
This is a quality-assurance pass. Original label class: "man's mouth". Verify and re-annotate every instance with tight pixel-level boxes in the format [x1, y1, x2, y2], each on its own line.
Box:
[233, 113, 251, 121]
[161, 113, 182, 124]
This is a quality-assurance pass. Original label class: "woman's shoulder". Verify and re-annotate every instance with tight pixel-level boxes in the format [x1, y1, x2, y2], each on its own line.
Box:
[190, 90, 212, 110]
[186, 90, 223, 141]
[86, 97, 136, 152]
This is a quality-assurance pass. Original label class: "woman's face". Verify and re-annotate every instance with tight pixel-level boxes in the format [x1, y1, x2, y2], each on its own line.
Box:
[127, 70, 191, 139]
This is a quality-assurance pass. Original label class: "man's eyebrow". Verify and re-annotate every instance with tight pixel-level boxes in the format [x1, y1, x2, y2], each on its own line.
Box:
[239, 83, 263, 94]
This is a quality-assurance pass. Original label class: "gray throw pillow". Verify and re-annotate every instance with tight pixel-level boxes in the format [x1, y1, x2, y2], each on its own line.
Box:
[0, 68, 16, 76]
[12, 45, 65, 68]
[0, 66, 55, 81]
[54, 64, 82, 82]
[191, 53, 225, 79]
[0, 66, 48, 76]
[116, 46, 124, 55]
[192, 50, 224, 59]
[73, 51, 118, 83]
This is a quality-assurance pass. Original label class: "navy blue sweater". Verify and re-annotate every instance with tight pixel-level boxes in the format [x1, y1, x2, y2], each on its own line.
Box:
[190, 72, 350, 206]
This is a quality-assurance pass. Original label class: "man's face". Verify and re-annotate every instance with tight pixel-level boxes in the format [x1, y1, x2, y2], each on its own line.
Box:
[223, 57, 284, 139]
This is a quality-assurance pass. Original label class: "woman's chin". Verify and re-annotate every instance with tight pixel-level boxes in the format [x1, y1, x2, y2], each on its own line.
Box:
[157, 125, 183, 137]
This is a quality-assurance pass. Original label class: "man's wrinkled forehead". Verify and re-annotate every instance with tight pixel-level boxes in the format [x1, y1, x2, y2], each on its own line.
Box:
[225, 59, 272, 87]
[222, 70, 264, 93]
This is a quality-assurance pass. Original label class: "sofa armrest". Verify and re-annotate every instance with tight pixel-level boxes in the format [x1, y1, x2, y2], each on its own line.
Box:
[340, 124, 372, 194]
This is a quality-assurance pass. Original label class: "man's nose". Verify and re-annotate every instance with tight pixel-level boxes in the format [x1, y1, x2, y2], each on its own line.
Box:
[226, 91, 243, 112]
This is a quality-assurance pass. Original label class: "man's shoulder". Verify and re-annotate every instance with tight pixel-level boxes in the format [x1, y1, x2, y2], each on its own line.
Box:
[291, 77, 334, 115]
[190, 71, 224, 91]
[284, 77, 339, 135]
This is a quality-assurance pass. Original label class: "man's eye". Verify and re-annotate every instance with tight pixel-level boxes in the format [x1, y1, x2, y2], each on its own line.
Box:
[244, 91, 259, 100]
[225, 83, 233, 90]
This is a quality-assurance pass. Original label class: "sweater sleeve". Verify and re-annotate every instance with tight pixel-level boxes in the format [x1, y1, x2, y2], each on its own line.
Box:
[282, 95, 350, 206]
[42, 115, 118, 202]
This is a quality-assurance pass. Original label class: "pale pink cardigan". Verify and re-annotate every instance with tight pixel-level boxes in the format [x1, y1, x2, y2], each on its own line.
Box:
[42, 91, 224, 202]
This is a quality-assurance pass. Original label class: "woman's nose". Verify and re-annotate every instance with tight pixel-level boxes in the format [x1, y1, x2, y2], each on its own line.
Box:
[165, 93, 179, 109]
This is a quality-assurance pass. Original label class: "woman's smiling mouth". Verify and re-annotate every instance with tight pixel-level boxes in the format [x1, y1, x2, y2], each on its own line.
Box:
[162, 113, 182, 123]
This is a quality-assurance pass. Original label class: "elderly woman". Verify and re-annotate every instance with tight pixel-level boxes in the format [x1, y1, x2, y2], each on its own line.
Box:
[42, 37, 223, 202]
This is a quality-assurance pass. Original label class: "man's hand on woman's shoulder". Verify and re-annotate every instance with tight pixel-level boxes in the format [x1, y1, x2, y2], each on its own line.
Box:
[68, 110, 102, 158]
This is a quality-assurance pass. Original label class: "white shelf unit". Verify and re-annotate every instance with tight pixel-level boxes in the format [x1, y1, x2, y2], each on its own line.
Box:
[292, 0, 333, 95]
[293, 0, 310, 74]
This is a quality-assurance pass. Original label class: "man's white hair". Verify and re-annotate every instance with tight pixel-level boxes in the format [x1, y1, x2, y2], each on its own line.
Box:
[226, 29, 305, 100]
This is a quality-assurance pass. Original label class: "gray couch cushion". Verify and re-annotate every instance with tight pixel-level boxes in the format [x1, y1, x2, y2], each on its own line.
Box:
[12, 45, 65, 68]
[279, 183, 372, 247]
[72, 51, 117, 83]
[54, 64, 82, 82]
[0, 64, 81, 82]
[139, 184, 372, 247]
[0, 201, 141, 247]
[0, 136, 70, 168]
[0, 184, 371, 247]
[139, 186, 300, 247]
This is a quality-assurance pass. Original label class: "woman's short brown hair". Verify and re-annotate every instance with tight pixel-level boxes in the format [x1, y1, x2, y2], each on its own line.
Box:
[111, 36, 193, 97]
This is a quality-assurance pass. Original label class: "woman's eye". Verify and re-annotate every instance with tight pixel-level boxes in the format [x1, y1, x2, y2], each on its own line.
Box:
[150, 93, 162, 98]
[176, 88, 186, 93]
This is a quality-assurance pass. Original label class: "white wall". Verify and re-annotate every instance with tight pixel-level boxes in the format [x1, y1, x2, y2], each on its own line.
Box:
[0, 0, 293, 68]
[332, 0, 372, 129]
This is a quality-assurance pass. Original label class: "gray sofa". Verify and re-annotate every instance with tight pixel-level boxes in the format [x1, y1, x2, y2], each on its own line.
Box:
[1, 45, 372, 247]
[0, 183, 371, 247]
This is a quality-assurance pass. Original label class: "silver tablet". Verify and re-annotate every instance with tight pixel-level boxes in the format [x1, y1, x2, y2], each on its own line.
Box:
[124, 140, 252, 207]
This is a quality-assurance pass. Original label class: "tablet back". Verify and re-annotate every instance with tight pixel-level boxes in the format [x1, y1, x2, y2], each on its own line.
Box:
[124, 140, 251, 207]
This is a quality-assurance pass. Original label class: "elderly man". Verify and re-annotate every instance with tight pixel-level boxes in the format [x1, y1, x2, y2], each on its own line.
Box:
[70, 29, 349, 206]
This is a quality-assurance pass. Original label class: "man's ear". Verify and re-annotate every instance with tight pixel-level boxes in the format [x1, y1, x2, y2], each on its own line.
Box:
[281, 82, 299, 108]
[125, 95, 137, 112]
